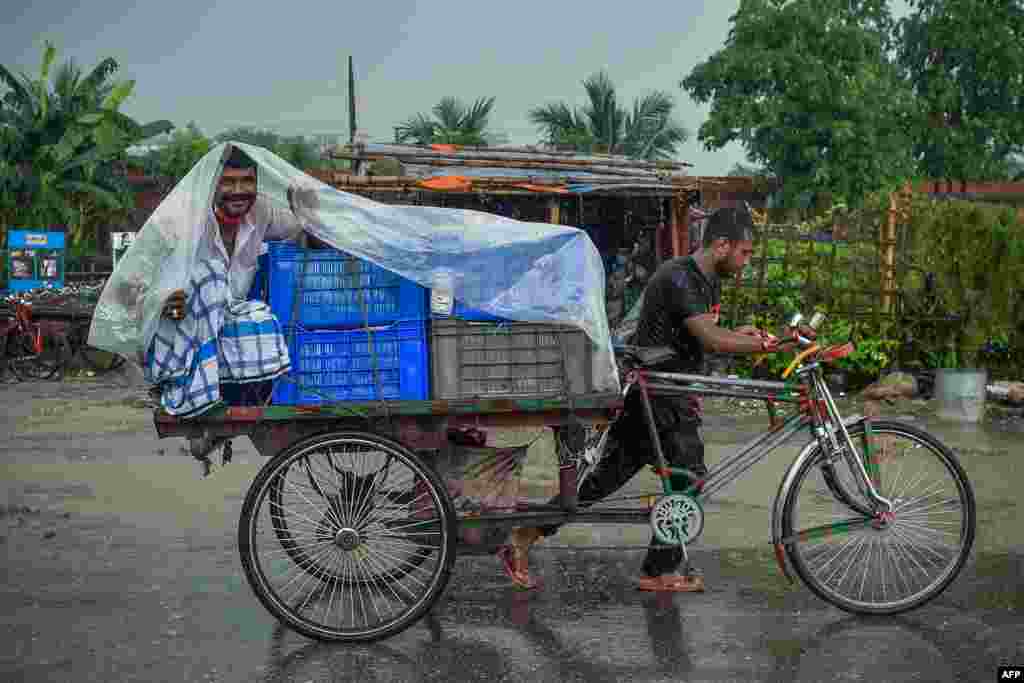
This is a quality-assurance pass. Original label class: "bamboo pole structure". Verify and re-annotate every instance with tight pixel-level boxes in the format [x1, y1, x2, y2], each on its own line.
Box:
[327, 146, 691, 172]
[548, 198, 561, 225]
[375, 156, 669, 178]
[669, 196, 682, 258]
[308, 170, 698, 193]
[880, 187, 901, 315]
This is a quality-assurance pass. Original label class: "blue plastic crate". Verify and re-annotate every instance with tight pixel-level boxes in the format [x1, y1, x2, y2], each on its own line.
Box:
[272, 320, 429, 405]
[266, 242, 428, 328]
[247, 251, 268, 301]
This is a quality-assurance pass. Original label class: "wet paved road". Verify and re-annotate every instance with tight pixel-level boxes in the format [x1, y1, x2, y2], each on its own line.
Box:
[1, 379, 1022, 682]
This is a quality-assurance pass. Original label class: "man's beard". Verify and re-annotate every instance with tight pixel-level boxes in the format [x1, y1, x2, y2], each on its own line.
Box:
[714, 258, 735, 278]
[217, 192, 256, 217]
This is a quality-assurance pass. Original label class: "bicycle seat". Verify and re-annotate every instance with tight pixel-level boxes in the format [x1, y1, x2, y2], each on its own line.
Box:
[616, 344, 679, 368]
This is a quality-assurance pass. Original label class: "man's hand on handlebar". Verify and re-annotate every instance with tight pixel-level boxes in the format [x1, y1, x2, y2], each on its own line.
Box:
[789, 323, 818, 341]
[734, 324, 765, 337]
[736, 325, 781, 353]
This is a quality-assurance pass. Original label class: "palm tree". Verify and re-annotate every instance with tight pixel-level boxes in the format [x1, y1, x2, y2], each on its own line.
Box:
[0, 41, 172, 248]
[395, 96, 503, 146]
[528, 71, 689, 161]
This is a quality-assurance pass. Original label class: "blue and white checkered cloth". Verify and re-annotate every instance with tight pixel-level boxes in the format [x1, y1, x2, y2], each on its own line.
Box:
[145, 258, 290, 418]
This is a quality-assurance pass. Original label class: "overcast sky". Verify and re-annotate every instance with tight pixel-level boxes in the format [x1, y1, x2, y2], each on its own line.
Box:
[4, 1, 911, 175]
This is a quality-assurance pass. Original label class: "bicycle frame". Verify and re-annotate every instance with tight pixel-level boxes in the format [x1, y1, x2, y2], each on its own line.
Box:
[458, 355, 895, 568]
[631, 362, 893, 514]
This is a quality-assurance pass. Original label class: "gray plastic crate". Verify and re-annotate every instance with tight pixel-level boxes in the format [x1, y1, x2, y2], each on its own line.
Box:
[430, 319, 597, 399]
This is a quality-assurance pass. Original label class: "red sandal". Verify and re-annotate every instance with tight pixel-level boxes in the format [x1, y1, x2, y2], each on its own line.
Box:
[496, 544, 539, 590]
[637, 573, 705, 593]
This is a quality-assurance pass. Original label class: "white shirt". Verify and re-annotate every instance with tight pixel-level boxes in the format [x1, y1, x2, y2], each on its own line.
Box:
[200, 197, 305, 301]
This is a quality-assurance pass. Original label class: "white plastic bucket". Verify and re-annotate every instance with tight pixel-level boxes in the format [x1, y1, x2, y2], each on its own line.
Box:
[934, 369, 988, 422]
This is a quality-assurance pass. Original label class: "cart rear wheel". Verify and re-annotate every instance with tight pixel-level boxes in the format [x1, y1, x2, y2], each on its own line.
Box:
[239, 431, 457, 642]
[269, 459, 434, 586]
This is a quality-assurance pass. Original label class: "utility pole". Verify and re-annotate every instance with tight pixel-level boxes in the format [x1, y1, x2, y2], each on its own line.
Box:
[348, 55, 357, 145]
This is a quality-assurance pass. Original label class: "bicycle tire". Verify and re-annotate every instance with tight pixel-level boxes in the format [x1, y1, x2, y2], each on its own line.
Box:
[0, 344, 15, 383]
[8, 327, 67, 381]
[239, 431, 457, 643]
[781, 421, 975, 615]
[0, 323, 16, 383]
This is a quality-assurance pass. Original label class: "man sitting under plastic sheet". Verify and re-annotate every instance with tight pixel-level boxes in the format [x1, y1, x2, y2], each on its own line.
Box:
[146, 146, 313, 417]
[95, 145, 319, 460]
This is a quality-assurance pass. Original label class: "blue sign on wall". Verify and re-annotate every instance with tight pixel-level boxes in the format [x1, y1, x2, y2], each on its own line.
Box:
[6, 230, 66, 292]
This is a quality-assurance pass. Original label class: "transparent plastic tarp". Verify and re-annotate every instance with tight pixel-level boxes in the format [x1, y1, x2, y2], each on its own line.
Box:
[89, 142, 619, 393]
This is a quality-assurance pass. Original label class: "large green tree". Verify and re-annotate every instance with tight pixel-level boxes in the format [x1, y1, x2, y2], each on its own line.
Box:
[0, 41, 172, 249]
[897, 0, 1024, 181]
[136, 121, 212, 183]
[529, 71, 689, 161]
[395, 96, 506, 146]
[681, 0, 915, 207]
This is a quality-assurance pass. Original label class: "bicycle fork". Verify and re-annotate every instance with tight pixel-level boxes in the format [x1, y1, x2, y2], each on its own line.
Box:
[805, 369, 893, 515]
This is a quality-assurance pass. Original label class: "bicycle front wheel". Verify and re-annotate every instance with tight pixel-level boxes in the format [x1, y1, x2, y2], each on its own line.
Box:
[239, 431, 457, 643]
[781, 421, 975, 615]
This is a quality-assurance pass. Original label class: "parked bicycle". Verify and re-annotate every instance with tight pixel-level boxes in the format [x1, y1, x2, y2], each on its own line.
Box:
[0, 291, 125, 382]
[0, 298, 69, 381]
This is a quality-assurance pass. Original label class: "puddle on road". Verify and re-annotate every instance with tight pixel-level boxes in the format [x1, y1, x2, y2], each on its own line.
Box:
[0, 457, 264, 535]
[15, 398, 153, 435]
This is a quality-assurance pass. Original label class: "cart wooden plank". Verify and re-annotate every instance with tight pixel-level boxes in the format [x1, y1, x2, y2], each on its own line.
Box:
[154, 392, 623, 424]
[153, 392, 624, 451]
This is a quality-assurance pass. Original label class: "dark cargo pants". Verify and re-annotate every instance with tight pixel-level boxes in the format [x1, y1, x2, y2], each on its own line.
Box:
[541, 389, 706, 577]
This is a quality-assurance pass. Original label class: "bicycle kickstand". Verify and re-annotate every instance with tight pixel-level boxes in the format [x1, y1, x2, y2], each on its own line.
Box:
[674, 523, 703, 579]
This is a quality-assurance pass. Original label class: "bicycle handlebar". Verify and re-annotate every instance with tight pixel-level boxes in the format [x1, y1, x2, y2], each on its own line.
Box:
[775, 311, 857, 379]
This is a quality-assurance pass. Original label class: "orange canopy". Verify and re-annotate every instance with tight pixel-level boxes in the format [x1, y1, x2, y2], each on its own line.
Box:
[417, 176, 473, 192]
[512, 183, 570, 194]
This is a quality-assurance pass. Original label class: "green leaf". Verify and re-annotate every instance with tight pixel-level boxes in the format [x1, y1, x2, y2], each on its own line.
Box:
[51, 126, 88, 165]
[101, 79, 135, 110]
[38, 41, 57, 85]
[36, 41, 57, 122]
[77, 112, 105, 125]
[0, 64, 35, 119]
[58, 180, 124, 210]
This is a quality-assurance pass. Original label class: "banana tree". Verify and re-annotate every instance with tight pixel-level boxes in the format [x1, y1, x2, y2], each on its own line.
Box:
[0, 40, 173, 249]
